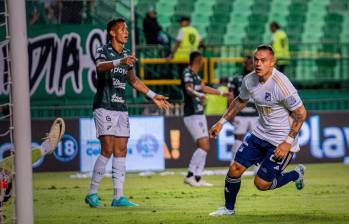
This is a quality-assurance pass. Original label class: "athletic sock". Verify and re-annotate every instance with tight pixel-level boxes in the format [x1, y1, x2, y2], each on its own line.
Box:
[112, 157, 126, 200]
[188, 148, 207, 177]
[195, 176, 201, 182]
[269, 170, 299, 190]
[89, 155, 109, 195]
[186, 171, 194, 178]
[224, 174, 241, 210]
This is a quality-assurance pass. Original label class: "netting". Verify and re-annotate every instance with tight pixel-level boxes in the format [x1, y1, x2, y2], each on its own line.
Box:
[0, 0, 15, 222]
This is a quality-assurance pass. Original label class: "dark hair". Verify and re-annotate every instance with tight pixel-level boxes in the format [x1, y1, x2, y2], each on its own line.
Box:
[256, 44, 275, 56]
[270, 21, 280, 29]
[179, 16, 190, 23]
[189, 51, 202, 64]
[107, 18, 126, 40]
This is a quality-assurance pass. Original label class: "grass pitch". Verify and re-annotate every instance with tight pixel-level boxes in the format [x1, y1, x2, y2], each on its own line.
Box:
[6, 163, 349, 223]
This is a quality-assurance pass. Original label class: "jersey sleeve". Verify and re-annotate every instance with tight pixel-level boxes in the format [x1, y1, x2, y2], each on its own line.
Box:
[183, 72, 193, 84]
[238, 78, 251, 101]
[176, 29, 184, 41]
[95, 47, 107, 61]
[277, 76, 303, 111]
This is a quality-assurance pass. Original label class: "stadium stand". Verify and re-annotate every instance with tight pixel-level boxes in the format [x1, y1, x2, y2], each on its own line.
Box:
[7, 0, 348, 118]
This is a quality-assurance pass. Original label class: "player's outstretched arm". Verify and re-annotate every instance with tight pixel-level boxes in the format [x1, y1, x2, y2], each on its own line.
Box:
[201, 84, 233, 98]
[127, 69, 172, 110]
[274, 104, 307, 159]
[95, 55, 137, 73]
[209, 97, 247, 138]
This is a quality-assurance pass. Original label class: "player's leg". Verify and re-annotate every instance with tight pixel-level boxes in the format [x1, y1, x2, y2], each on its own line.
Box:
[184, 115, 209, 186]
[210, 134, 264, 216]
[110, 112, 137, 207]
[85, 108, 114, 207]
[254, 148, 303, 191]
[85, 136, 112, 207]
[194, 137, 212, 186]
[111, 137, 138, 207]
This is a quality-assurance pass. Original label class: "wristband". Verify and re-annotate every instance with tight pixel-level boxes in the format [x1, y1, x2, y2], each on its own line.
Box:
[197, 92, 206, 98]
[112, 59, 121, 67]
[146, 90, 156, 99]
[219, 90, 224, 96]
[218, 118, 227, 125]
[285, 136, 295, 144]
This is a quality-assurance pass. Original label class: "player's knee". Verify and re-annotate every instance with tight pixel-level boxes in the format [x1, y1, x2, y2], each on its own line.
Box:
[197, 138, 210, 152]
[114, 146, 127, 157]
[228, 162, 245, 177]
[254, 178, 271, 191]
[101, 150, 112, 158]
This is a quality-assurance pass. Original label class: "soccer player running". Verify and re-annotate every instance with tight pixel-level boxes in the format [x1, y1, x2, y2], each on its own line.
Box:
[85, 18, 171, 208]
[228, 56, 258, 162]
[182, 51, 232, 187]
[209, 45, 307, 216]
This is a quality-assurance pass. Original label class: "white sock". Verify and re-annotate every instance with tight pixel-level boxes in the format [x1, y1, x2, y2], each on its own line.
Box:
[188, 148, 207, 177]
[89, 155, 109, 195]
[112, 157, 126, 200]
[40, 140, 51, 156]
[232, 139, 242, 162]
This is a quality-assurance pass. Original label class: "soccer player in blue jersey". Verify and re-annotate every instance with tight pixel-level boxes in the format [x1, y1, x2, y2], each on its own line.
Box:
[209, 45, 307, 216]
[85, 18, 171, 208]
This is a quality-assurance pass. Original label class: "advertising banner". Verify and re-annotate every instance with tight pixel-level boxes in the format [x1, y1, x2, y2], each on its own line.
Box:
[0, 119, 80, 172]
[0, 25, 107, 105]
[164, 112, 349, 168]
[80, 116, 165, 172]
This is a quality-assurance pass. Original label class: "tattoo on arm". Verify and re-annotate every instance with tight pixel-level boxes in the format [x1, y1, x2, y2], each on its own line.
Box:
[288, 105, 307, 138]
[222, 97, 248, 121]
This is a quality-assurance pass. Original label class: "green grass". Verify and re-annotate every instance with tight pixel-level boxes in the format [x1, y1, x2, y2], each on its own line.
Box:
[5, 163, 349, 223]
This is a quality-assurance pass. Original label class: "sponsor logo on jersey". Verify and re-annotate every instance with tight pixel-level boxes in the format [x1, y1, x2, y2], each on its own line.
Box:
[111, 94, 125, 103]
[112, 78, 126, 89]
[111, 66, 128, 75]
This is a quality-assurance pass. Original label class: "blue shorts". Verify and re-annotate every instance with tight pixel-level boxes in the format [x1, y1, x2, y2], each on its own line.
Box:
[235, 134, 294, 182]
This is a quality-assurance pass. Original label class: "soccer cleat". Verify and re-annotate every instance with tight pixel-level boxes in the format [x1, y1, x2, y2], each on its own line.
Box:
[197, 179, 213, 187]
[184, 176, 200, 187]
[85, 193, 101, 208]
[209, 207, 235, 216]
[43, 118, 65, 155]
[294, 164, 305, 190]
[111, 196, 139, 207]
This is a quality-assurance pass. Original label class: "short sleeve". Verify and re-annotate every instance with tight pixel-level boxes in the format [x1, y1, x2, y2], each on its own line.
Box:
[238, 78, 251, 100]
[276, 75, 303, 111]
[284, 93, 302, 111]
[183, 72, 193, 83]
[95, 47, 107, 61]
[176, 29, 184, 41]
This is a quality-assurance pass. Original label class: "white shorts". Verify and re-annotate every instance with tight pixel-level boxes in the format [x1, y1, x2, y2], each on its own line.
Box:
[233, 116, 259, 135]
[183, 114, 208, 141]
[93, 108, 130, 138]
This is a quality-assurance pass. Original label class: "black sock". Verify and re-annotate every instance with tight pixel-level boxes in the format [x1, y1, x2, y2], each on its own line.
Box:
[186, 171, 194, 178]
[224, 174, 241, 210]
[195, 176, 201, 182]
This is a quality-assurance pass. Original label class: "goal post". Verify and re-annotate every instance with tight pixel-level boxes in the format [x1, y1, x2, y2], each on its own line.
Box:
[7, 0, 34, 223]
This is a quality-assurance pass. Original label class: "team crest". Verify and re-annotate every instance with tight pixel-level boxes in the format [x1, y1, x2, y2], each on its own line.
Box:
[265, 92, 272, 101]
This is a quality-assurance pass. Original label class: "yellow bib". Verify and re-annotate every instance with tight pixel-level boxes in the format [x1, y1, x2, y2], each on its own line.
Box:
[174, 26, 200, 62]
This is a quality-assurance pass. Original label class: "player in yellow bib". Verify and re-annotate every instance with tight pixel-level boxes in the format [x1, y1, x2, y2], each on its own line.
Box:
[270, 22, 290, 73]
